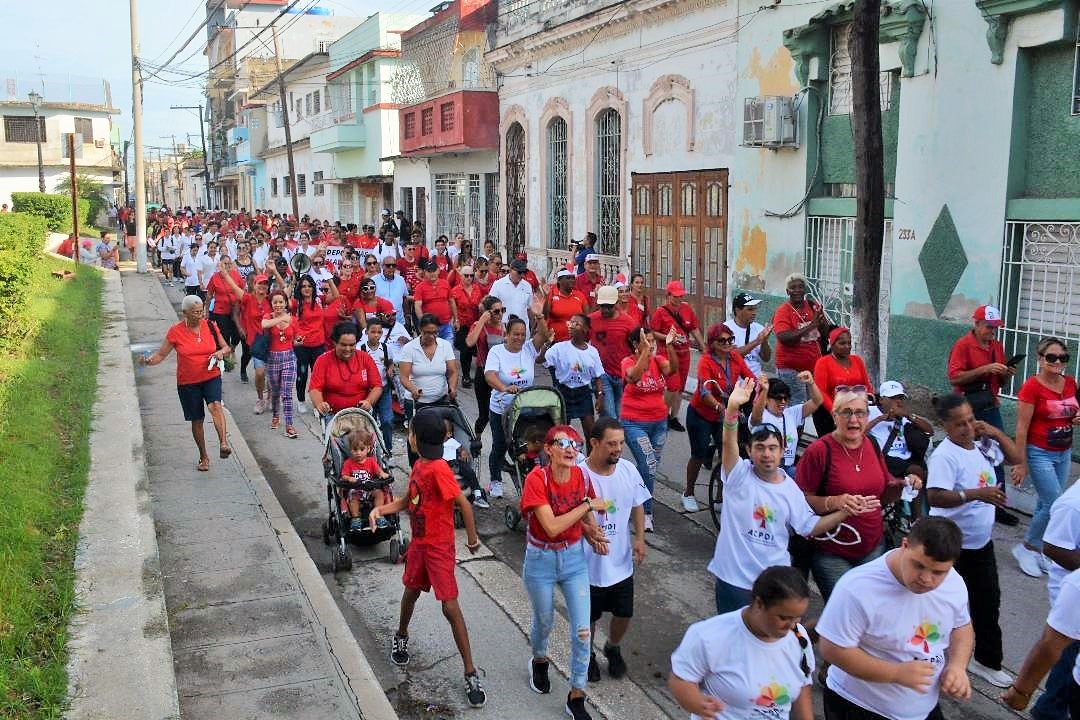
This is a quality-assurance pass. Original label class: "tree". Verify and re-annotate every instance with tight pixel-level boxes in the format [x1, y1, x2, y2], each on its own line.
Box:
[849, 0, 886, 381]
[55, 173, 109, 226]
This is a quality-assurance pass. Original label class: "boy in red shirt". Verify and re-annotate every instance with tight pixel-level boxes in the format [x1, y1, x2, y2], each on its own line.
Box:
[369, 411, 487, 708]
[340, 428, 390, 531]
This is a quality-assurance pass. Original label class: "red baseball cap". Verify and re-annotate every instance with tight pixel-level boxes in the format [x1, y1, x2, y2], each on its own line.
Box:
[972, 305, 1003, 327]
[254, 274, 270, 284]
[665, 280, 687, 297]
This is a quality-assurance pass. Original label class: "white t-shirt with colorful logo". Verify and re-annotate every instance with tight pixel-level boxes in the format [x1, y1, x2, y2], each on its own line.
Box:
[670, 610, 814, 720]
[545, 340, 604, 389]
[758, 405, 804, 467]
[1043, 478, 1080, 605]
[817, 552, 970, 720]
[926, 437, 997, 550]
[579, 458, 651, 588]
[1046, 568, 1080, 684]
[707, 459, 820, 590]
[485, 341, 539, 415]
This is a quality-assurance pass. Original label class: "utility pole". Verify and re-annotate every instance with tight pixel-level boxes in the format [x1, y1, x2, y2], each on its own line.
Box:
[272, 25, 300, 221]
[129, 0, 147, 272]
[157, 149, 166, 205]
[68, 135, 80, 266]
[122, 140, 131, 205]
[849, 0, 885, 380]
[170, 105, 212, 209]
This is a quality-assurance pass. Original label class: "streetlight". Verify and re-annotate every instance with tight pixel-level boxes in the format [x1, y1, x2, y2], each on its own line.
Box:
[27, 90, 45, 193]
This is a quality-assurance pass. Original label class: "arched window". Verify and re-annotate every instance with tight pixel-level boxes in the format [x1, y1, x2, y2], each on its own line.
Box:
[504, 121, 526, 258]
[594, 108, 622, 256]
[546, 117, 568, 249]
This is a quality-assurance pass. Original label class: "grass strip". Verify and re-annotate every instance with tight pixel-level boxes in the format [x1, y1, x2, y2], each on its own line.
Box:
[0, 257, 103, 719]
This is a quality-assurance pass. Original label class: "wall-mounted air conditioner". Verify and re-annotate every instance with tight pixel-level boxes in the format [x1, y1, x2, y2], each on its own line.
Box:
[742, 95, 798, 149]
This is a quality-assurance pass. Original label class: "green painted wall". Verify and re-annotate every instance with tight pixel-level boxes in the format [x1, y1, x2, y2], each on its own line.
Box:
[818, 73, 901, 189]
[1021, 43, 1080, 198]
[885, 314, 966, 395]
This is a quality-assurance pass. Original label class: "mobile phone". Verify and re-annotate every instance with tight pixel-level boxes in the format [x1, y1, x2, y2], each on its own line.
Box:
[1005, 354, 1025, 368]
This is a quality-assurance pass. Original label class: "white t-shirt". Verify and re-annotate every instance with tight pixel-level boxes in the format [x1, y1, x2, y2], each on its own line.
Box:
[927, 438, 997, 550]
[197, 254, 219, 287]
[252, 243, 270, 269]
[1043, 478, 1080, 605]
[489, 275, 534, 333]
[385, 322, 411, 363]
[159, 235, 181, 260]
[360, 339, 391, 384]
[485, 341, 539, 415]
[180, 253, 202, 287]
[707, 459, 820, 590]
[373, 241, 400, 262]
[866, 406, 914, 461]
[443, 436, 461, 462]
[399, 337, 455, 403]
[579, 458, 652, 588]
[545, 340, 604, 389]
[670, 611, 814, 720]
[817, 552, 970, 720]
[758, 405, 804, 467]
[724, 319, 767, 376]
[1045, 568, 1080, 684]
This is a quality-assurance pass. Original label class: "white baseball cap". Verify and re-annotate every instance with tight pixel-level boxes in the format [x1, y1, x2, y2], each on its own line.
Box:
[878, 380, 906, 398]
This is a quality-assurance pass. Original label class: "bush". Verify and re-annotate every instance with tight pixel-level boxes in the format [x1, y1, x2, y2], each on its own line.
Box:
[9, 193, 89, 234]
[0, 214, 49, 342]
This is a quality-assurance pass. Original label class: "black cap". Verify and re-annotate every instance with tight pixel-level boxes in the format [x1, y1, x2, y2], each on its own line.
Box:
[732, 292, 762, 309]
[411, 410, 446, 460]
[510, 258, 528, 273]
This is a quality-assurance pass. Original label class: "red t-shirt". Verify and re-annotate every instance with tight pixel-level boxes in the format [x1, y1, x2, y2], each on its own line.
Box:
[574, 272, 602, 306]
[1017, 375, 1079, 451]
[588, 310, 638, 376]
[947, 332, 1005, 399]
[451, 283, 484, 327]
[433, 253, 452, 273]
[396, 258, 422, 291]
[474, 274, 494, 296]
[620, 355, 670, 422]
[523, 269, 541, 290]
[165, 320, 221, 386]
[239, 293, 271, 342]
[266, 315, 297, 352]
[341, 456, 382, 484]
[290, 299, 327, 348]
[690, 352, 754, 422]
[547, 287, 589, 342]
[321, 298, 349, 345]
[520, 465, 593, 545]
[356, 233, 378, 250]
[407, 459, 462, 546]
[308, 348, 382, 412]
[472, 321, 505, 368]
[352, 296, 395, 323]
[813, 353, 873, 412]
[772, 301, 822, 372]
[414, 278, 453, 324]
[624, 295, 650, 329]
[795, 434, 889, 560]
[337, 275, 363, 303]
[650, 302, 699, 356]
[205, 270, 243, 315]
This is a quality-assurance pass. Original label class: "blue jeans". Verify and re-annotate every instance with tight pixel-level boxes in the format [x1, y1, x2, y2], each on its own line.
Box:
[1032, 640, 1080, 720]
[374, 385, 393, 452]
[975, 405, 1006, 487]
[1024, 445, 1071, 548]
[599, 374, 624, 418]
[522, 540, 592, 690]
[622, 418, 667, 514]
[811, 541, 885, 602]
[777, 367, 809, 405]
[714, 577, 753, 615]
[438, 322, 454, 343]
[489, 411, 507, 486]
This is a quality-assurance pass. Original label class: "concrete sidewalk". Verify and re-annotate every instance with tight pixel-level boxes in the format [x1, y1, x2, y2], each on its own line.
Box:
[120, 266, 397, 720]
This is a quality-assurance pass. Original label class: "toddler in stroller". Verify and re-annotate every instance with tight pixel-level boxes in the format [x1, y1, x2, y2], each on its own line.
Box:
[515, 423, 552, 478]
[340, 428, 392, 531]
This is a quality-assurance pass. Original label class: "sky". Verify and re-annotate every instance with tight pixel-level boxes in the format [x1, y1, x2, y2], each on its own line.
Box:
[1, 0, 415, 158]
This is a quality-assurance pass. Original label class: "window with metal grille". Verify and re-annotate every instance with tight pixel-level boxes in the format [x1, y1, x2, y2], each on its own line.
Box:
[284, 176, 292, 196]
[421, 108, 433, 136]
[4, 115, 45, 143]
[74, 117, 93, 144]
[313, 171, 324, 196]
[416, 187, 426, 227]
[485, 172, 499, 245]
[313, 90, 320, 114]
[1073, 16, 1080, 114]
[400, 187, 414, 221]
[435, 174, 467, 237]
[337, 183, 354, 223]
[440, 102, 455, 132]
[305, 94, 312, 116]
[323, 85, 331, 111]
[997, 221, 1080, 396]
[547, 116, 568, 249]
[404, 113, 416, 139]
[297, 174, 307, 196]
[505, 122, 526, 257]
[462, 48, 481, 89]
[468, 174, 481, 240]
[271, 177, 278, 196]
[61, 133, 83, 158]
[594, 108, 621, 256]
[317, 39, 333, 53]
[804, 216, 893, 330]
[366, 66, 377, 106]
[828, 24, 896, 116]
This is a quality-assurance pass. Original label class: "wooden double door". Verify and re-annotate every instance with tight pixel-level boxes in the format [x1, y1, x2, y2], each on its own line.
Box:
[631, 169, 729, 329]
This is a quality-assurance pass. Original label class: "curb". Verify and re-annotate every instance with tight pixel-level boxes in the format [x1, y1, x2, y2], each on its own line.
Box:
[65, 265, 181, 720]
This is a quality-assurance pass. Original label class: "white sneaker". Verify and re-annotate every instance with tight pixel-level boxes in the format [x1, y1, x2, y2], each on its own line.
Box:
[967, 659, 1012, 688]
[296, 401, 308, 415]
[1012, 543, 1043, 577]
[681, 495, 700, 513]
[253, 398, 266, 415]
[473, 490, 490, 509]
[644, 514, 654, 533]
[489, 480, 504, 498]
[1037, 553, 1053, 574]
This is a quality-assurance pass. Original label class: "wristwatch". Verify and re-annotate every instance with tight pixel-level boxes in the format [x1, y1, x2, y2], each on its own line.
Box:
[581, 497, 592, 508]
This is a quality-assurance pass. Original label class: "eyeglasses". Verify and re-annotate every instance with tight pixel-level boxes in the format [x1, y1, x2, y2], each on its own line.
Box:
[1042, 352, 1070, 364]
[834, 385, 868, 395]
[836, 408, 870, 419]
[365, 260, 377, 266]
[461, 272, 475, 277]
[341, 263, 354, 269]
[551, 437, 582, 451]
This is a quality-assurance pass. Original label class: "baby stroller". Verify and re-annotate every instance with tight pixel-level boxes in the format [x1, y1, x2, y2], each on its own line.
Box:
[501, 387, 566, 531]
[411, 401, 483, 528]
[320, 407, 408, 571]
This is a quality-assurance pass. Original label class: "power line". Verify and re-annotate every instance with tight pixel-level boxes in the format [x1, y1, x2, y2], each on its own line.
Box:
[142, 0, 230, 82]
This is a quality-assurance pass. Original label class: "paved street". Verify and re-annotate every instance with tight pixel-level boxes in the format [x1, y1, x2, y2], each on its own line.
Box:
[129, 275, 1064, 720]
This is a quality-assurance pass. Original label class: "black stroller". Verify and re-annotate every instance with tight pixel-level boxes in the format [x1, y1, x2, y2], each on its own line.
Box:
[411, 401, 484, 528]
[500, 387, 566, 531]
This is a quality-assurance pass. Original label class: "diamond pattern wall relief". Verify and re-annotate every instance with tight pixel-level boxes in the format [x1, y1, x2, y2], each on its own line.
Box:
[918, 204, 968, 318]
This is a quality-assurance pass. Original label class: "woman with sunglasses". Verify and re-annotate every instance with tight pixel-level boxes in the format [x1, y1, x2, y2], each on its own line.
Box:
[399, 313, 460, 422]
[334, 256, 362, 304]
[451, 265, 484, 387]
[519, 424, 610, 720]
[291, 275, 336, 415]
[473, 256, 494, 295]
[466, 296, 507, 435]
[812, 326, 872, 435]
[352, 277, 395, 329]
[710, 378, 851, 614]
[669, 566, 816, 720]
[361, 253, 380, 279]
[682, 324, 755, 513]
[795, 387, 920, 600]
[1010, 337, 1080, 577]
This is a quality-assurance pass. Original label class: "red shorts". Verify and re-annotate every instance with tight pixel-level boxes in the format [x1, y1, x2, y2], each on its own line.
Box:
[666, 352, 690, 392]
[401, 541, 459, 601]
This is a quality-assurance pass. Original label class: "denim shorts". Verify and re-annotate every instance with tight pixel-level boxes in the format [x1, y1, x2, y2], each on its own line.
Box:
[177, 375, 222, 422]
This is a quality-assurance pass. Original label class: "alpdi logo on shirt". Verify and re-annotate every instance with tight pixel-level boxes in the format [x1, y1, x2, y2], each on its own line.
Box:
[976, 470, 992, 488]
[910, 621, 942, 653]
[753, 504, 775, 529]
[753, 681, 792, 708]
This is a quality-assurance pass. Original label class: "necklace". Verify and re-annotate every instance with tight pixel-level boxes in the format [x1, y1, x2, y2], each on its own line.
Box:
[838, 440, 865, 472]
[186, 321, 202, 343]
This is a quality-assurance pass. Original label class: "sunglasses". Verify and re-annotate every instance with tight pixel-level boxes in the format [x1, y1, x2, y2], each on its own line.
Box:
[366, 260, 377, 265]
[341, 263, 354, 269]
[490, 308, 505, 314]
[749, 423, 783, 442]
[716, 336, 736, 345]
[462, 272, 475, 277]
[1042, 352, 1070, 364]
[383, 264, 396, 268]
[551, 437, 582, 451]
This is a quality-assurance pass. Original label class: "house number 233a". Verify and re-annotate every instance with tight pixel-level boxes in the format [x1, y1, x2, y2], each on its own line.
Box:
[898, 228, 916, 241]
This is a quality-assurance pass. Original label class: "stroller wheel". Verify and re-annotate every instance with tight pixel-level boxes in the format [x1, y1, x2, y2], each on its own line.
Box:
[321, 520, 331, 545]
[504, 505, 520, 531]
[332, 547, 351, 573]
[388, 537, 402, 565]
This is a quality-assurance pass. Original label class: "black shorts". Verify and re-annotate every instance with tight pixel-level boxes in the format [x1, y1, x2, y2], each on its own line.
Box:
[557, 383, 594, 420]
[590, 574, 634, 622]
[177, 376, 222, 421]
[823, 686, 943, 720]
